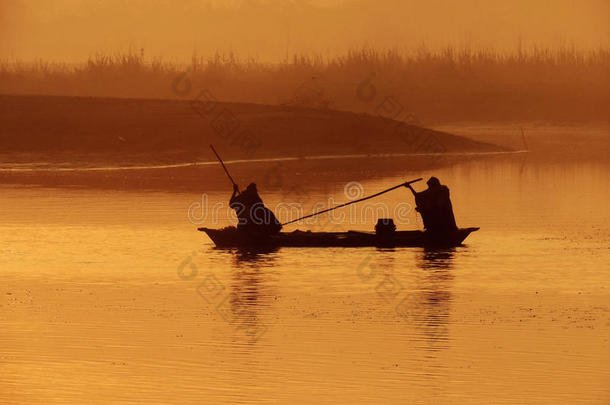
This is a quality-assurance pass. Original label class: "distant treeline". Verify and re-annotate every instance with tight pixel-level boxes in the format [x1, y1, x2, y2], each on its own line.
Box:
[1, 46, 608, 124]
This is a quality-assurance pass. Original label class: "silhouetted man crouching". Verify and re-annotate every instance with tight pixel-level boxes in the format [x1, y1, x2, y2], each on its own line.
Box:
[230, 183, 282, 236]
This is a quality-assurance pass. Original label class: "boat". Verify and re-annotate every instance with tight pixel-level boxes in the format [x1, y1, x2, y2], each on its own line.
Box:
[198, 226, 479, 248]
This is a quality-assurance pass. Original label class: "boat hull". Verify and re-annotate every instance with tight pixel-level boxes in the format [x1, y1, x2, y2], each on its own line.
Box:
[198, 227, 479, 248]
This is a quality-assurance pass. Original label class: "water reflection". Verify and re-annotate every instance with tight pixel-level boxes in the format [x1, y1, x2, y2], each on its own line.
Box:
[229, 247, 280, 265]
[419, 247, 456, 270]
[220, 248, 278, 344]
[399, 248, 456, 352]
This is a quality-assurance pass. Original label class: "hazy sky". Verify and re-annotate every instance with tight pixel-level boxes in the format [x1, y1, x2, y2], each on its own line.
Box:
[1, 0, 608, 62]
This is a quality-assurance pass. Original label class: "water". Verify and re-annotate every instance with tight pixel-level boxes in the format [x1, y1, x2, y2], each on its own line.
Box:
[1, 127, 609, 404]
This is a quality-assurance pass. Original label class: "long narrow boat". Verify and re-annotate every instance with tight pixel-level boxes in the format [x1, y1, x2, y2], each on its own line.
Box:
[198, 227, 479, 248]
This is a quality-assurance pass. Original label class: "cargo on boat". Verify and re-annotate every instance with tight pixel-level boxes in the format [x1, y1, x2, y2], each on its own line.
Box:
[198, 226, 479, 248]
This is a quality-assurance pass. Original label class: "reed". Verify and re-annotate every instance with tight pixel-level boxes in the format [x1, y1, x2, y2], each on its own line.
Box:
[1, 45, 608, 122]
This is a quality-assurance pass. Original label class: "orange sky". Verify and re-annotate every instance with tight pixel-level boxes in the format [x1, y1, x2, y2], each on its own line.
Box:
[1, 0, 608, 62]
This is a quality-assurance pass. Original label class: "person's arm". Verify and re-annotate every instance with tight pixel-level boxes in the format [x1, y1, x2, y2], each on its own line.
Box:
[229, 184, 240, 204]
[406, 183, 422, 213]
[405, 183, 417, 196]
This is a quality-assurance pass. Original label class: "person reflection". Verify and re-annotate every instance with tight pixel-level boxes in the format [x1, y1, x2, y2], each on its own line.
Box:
[397, 248, 455, 352]
[417, 248, 454, 350]
[217, 248, 277, 344]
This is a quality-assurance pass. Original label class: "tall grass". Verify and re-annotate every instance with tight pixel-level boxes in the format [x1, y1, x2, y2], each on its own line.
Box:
[1, 46, 608, 123]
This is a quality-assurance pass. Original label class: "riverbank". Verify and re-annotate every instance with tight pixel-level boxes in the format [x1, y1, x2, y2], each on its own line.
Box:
[0, 94, 503, 165]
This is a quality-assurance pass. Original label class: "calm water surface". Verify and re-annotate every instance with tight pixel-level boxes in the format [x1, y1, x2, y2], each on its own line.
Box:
[1, 130, 609, 404]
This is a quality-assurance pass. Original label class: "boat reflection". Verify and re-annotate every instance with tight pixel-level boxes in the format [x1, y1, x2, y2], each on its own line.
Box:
[233, 247, 280, 264]
[211, 246, 280, 263]
[419, 247, 456, 270]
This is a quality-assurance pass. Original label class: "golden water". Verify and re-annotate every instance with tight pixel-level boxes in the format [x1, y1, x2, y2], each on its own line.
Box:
[1, 129, 609, 404]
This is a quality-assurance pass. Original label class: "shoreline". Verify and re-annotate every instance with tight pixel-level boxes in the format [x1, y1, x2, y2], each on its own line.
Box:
[0, 150, 528, 172]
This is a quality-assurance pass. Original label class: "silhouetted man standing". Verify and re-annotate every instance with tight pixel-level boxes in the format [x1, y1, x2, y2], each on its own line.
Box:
[406, 177, 457, 233]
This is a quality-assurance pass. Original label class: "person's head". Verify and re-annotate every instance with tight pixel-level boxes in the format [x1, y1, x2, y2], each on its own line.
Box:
[246, 183, 257, 193]
[427, 176, 441, 188]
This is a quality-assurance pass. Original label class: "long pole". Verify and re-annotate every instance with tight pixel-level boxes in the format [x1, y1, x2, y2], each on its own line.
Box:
[281, 178, 422, 226]
[210, 145, 238, 189]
